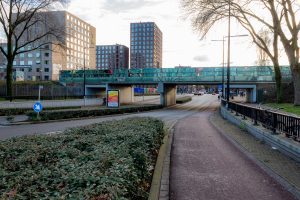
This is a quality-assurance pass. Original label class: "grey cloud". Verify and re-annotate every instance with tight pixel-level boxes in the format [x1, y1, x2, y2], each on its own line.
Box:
[194, 55, 209, 62]
[102, 0, 163, 13]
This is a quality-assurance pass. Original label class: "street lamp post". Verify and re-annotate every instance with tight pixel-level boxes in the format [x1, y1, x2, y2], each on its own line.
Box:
[211, 34, 248, 99]
[227, 0, 231, 103]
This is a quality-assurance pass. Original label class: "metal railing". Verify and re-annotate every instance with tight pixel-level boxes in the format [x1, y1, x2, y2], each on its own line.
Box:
[222, 100, 300, 142]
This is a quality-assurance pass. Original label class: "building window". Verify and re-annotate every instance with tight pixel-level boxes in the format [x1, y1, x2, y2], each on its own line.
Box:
[36, 68, 40, 72]
[36, 52, 40, 57]
[44, 60, 49, 65]
[36, 60, 41, 64]
[44, 68, 49, 72]
[20, 61, 24, 65]
[28, 61, 33, 65]
[44, 75, 49, 80]
[44, 52, 49, 57]
[28, 53, 33, 58]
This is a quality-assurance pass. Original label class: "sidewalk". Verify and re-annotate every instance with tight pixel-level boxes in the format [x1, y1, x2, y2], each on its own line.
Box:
[170, 110, 297, 200]
[210, 111, 300, 197]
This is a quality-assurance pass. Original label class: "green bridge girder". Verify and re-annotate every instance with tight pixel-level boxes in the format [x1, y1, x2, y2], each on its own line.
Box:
[59, 66, 292, 85]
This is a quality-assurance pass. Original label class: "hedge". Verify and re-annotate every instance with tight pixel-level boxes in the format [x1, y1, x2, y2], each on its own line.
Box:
[0, 117, 165, 199]
[0, 106, 81, 116]
[176, 96, 192, 104]
[27, 105, 163, 121]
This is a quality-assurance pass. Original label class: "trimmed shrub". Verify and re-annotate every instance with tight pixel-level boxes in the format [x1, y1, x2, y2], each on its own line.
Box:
[27, 105, 163, 121]
[0, 106, 81, 116]
[0, 117, 165, 199]
[176, 96, 192, 104]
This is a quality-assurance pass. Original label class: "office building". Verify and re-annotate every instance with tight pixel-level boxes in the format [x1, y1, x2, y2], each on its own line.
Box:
[96, 44, 129, 70]
[0, 11, 96, 81]
[130, 22, 163, 69]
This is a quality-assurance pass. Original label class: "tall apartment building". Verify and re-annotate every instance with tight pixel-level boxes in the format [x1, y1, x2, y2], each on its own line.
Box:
[130, 22, 163, 69]
[96, 44, 129, 70]
[0, 11, 96, 81]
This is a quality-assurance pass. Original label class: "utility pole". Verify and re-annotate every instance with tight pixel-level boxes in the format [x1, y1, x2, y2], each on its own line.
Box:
[226, 0, 231, 103]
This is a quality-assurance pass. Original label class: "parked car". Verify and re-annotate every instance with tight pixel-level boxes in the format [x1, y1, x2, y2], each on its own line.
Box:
[193, 91, 203, 96]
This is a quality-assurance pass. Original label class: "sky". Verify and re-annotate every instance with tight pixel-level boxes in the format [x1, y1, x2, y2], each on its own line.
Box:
[0, 0, 290, 68]
[65, 0, 269, 68]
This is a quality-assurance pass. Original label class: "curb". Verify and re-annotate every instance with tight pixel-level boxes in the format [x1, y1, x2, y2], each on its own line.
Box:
[148, 125, 174, 200]
[210, 110, 300, 200]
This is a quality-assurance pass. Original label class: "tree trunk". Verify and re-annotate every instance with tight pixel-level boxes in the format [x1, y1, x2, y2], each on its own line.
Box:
[292, 64, 300, 106]
[6, 61, 13, 102]
[274, 63, 283, 103]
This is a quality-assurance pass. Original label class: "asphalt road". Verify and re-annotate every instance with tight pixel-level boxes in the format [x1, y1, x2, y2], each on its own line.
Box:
[0, 94, 297, 199]
[0, 94, 217, 140]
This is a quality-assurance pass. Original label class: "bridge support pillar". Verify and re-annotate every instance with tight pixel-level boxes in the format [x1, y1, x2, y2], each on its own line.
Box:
[245, 88, 256, 103]
[159, 83, 176, 107]
[107, 84, 134, 104]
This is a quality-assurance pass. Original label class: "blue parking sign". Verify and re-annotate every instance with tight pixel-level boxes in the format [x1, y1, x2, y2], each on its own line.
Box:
[33, 102, 43, 113]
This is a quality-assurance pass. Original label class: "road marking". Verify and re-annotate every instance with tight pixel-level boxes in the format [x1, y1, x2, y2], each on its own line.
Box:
[45, 131, 63, 135]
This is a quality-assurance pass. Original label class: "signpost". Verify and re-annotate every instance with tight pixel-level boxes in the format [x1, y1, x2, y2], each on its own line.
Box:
[107, 90, 120, 108]
[33, 102, 43, 119]
[33, 85, 43, 119]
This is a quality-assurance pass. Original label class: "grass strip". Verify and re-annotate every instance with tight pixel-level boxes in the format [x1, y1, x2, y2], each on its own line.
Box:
[176, 96, 192, 104]
[265, 103, 300, 116]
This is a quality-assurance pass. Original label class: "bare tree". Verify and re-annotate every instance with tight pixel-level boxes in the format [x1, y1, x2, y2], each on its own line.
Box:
[181, 0, 300, 104]
[256, 29, 271, 66]
[270, 0, 300, 105]
[0, 0, 68, 101]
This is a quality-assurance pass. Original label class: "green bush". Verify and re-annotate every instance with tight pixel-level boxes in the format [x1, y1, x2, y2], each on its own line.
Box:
[176, 96, 192, 104]
[0, 117, 165, 199]
[27, 105, 163, 121]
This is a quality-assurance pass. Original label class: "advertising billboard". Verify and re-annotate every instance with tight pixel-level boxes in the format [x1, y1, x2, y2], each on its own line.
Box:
[107, 90, 120, 108]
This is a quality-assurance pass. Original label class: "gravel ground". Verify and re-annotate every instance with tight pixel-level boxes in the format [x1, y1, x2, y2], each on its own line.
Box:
[210, 111, 300, 198]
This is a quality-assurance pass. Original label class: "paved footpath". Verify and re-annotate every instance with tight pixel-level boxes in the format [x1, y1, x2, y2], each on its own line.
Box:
[170, 110, 297, 200]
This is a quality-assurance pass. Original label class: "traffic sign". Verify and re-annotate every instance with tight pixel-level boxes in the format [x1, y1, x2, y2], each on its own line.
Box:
[33, 102, 43, 113]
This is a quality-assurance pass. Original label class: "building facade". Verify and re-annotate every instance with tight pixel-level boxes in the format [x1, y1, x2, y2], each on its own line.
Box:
[96, 44, 129, 70]
[130, 22, 163, 69]
[0, 11, 96, 81]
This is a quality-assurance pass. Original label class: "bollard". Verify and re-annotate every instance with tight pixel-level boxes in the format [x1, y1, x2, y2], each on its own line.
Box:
[253, 109, 258, 125]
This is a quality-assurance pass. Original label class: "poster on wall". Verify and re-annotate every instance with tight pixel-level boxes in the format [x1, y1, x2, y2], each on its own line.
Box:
[107, 90, 120, 108]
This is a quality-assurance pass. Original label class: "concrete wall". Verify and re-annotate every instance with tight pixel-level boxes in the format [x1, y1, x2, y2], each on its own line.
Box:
[107, 84, 134, 104]
[85, 85, 106, 97]
[224, 84, 257, 103]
